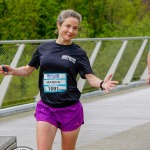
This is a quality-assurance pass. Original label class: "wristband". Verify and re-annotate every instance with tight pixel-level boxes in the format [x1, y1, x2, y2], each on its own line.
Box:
[100, 81, 105, 91]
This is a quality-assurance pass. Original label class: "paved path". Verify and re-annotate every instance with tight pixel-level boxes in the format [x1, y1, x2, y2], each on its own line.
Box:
[0, 85, 150, 150]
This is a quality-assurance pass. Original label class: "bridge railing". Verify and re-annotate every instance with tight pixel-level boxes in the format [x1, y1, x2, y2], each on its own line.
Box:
[0, 37, 150, 108]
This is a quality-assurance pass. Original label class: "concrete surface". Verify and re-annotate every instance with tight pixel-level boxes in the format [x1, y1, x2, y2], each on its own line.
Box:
[77, 122, 150, 150]
[0, 84, 150, 150]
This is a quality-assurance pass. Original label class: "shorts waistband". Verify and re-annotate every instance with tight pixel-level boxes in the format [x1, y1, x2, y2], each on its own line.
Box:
[41, 100, 79, 108]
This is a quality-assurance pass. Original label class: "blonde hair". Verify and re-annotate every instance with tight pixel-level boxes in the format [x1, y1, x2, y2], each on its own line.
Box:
[57, 9, 82, 25]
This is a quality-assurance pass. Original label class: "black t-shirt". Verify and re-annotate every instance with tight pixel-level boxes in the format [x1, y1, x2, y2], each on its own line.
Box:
[28, 41, 94, 107]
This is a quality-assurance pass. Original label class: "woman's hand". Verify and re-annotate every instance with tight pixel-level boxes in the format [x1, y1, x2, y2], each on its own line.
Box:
[0, 65, 12, 75]
[101, 74, 119, 93]
[85, 73, 119, 93]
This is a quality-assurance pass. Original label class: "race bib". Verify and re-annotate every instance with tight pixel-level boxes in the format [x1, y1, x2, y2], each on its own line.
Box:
[43, 73, 67, 93]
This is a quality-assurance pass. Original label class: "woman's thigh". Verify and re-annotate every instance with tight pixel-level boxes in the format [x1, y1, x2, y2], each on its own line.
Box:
[61, 127, 81, 150]
[36, 121, 58, 150]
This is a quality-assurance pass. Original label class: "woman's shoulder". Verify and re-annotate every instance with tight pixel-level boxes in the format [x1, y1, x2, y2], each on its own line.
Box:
[38, 41, 55, 49]
[72, 43, 86, 54]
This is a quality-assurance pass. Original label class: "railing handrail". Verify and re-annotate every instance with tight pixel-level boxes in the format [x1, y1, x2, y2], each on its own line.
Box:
[1, 36, 150, 44]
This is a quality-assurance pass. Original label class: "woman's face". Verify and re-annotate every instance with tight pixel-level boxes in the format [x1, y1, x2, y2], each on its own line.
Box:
[57, 17, 79, 43]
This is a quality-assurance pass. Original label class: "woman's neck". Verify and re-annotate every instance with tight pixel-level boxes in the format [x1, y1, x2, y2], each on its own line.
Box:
[56, 39, 72, 45]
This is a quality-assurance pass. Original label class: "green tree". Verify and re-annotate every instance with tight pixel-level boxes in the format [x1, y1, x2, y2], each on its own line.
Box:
[0, 0, 39, 40]
[1, 0, 150, 40]
[36, 0, 61, 39]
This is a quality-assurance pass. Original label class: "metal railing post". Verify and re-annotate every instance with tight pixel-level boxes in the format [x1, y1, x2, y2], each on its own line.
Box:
[105, 40, 128, 79]
[122, 39, 148, 84]
[77, 41, 102, 92]
[140, 66, 148, 80]
[0, 44, 25, 108]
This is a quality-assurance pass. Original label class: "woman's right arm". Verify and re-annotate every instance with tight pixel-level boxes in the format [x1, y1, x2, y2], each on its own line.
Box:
[0, 65, 35, 76]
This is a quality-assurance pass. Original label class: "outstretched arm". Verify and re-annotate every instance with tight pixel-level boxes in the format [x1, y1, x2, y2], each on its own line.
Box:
[0, 65, 35, 76]
[85, 73, 119, 93]
[147, 52, 150, 82]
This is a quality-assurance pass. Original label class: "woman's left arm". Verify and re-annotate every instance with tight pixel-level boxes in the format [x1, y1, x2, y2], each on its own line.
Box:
[85, 74, 119, 93]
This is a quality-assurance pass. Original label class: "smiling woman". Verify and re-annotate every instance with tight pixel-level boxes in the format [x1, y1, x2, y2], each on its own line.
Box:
[0, 9, 118, 150]
[56, 10, 82, 45]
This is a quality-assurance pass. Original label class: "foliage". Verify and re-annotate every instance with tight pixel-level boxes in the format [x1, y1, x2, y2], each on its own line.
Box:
[0, 0, 150, 40]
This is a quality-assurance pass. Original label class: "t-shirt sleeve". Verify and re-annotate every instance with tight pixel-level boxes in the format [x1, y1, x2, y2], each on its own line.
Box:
[28, 49, 40, 69]
[78, 52, 94, 79]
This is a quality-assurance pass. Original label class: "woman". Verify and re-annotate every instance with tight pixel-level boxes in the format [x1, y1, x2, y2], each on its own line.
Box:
[0, 9, 118, 150]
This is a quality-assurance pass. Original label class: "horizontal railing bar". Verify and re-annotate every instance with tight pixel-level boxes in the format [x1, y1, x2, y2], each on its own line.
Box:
[0, 36, 150, 44]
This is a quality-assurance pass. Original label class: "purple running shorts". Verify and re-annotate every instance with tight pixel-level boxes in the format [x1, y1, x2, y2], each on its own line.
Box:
[34, 100, 84, 131]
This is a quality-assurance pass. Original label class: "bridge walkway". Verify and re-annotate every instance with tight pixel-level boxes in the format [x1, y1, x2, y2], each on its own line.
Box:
[0, 84, 150, 150]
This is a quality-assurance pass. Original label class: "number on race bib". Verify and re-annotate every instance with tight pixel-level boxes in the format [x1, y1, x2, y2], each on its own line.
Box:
[43, 73, 67, 93]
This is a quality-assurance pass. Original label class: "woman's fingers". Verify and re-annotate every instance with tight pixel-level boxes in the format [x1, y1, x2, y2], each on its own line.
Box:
[103, 78, 119, 93]
[105, 74, 113, 82]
